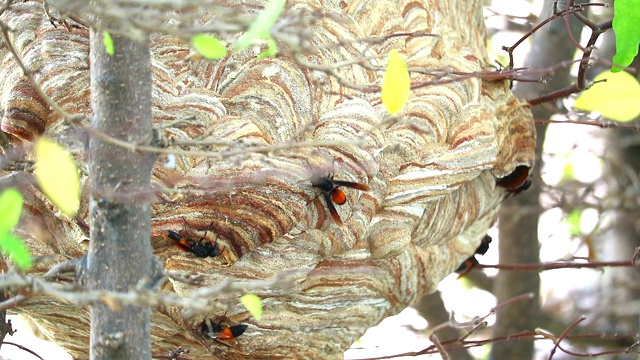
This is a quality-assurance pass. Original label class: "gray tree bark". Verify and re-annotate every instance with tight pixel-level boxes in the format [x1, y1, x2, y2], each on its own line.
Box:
[83, 29, 155, 359]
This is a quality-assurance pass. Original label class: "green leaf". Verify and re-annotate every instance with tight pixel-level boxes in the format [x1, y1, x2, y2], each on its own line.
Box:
[240, 293, 263, 320]
[458, 276, 473, 289]
[561, 162, 574, 181]
[256, 38, 278, 60]
[34, 137, 80, 217]
[566, 210, 582, 237]
[103, 31, 115, 56]
[0, 234, 32, 270]
[191, 34, 227, 60]
[0, 188, 31, 270]
[381, 49, 410, 115]
[235, 0, 285, 50]
[611, 0, 640, 72]
[573, 70, 640, 122]
[0, 188, 23, 234]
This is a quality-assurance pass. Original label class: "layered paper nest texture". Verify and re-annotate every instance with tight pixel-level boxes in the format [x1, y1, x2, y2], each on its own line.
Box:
[0, 0, 535, 358]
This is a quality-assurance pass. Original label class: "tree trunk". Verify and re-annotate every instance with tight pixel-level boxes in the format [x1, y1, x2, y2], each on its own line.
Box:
[493, 3, 583, 359]
[82, 29, 155, 359]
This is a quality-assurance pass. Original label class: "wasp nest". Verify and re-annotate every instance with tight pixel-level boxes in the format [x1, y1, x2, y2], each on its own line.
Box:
[0, 0, 534, 358]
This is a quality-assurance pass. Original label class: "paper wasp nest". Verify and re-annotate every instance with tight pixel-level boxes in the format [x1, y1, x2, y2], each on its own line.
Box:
[0, 0, 535, 358]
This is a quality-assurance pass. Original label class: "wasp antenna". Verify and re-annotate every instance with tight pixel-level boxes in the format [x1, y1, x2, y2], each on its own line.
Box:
[180, 216, 190, 230]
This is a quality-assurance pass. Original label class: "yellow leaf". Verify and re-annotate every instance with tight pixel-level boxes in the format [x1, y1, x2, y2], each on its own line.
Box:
[574, 70, 640, 122]
[34, 137, 80, 216]
[240, 293, 263, 320]
[381, 49, 410, 115]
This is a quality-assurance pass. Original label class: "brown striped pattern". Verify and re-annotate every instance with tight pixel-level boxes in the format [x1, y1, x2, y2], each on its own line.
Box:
[0, 0, 535, 358]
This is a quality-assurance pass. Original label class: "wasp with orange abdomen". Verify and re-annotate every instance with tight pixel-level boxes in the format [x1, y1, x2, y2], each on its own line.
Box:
[310, 172, 369, 226]
[164, 230, 222, 258]
[455, 234, 492, 279]
[199, 317, 248, 342]
[162, 219, 223, 258]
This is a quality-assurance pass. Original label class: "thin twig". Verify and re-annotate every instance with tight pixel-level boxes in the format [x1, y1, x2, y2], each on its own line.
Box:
[478, 259, 636, 272]
[0, 268, 301, 317]
[1, 341, 45, 360]
[547, 316, 586, 360]
[43, 258, 80, 280]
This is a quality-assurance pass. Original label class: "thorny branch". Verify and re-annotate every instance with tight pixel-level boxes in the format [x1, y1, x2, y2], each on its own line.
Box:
[545, 315, 587, 360]
[0, 0, 626, 165]
[370, 331, 640, 359]
[0, 341, 44, 360]
[499, 1, 616, 106]
[535, 117, 640, 130]
[0, 268, 303, 317]
[478, 258, 638, 272]
[357, 314, 640, 359]
[420, 293, 534, 359]
[0, 15, 367, 158]
[500, 2, 606, 70]
[353, 248, 640, 359]
[153, 347, 191, 360]
[353, 292, 640, 359]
